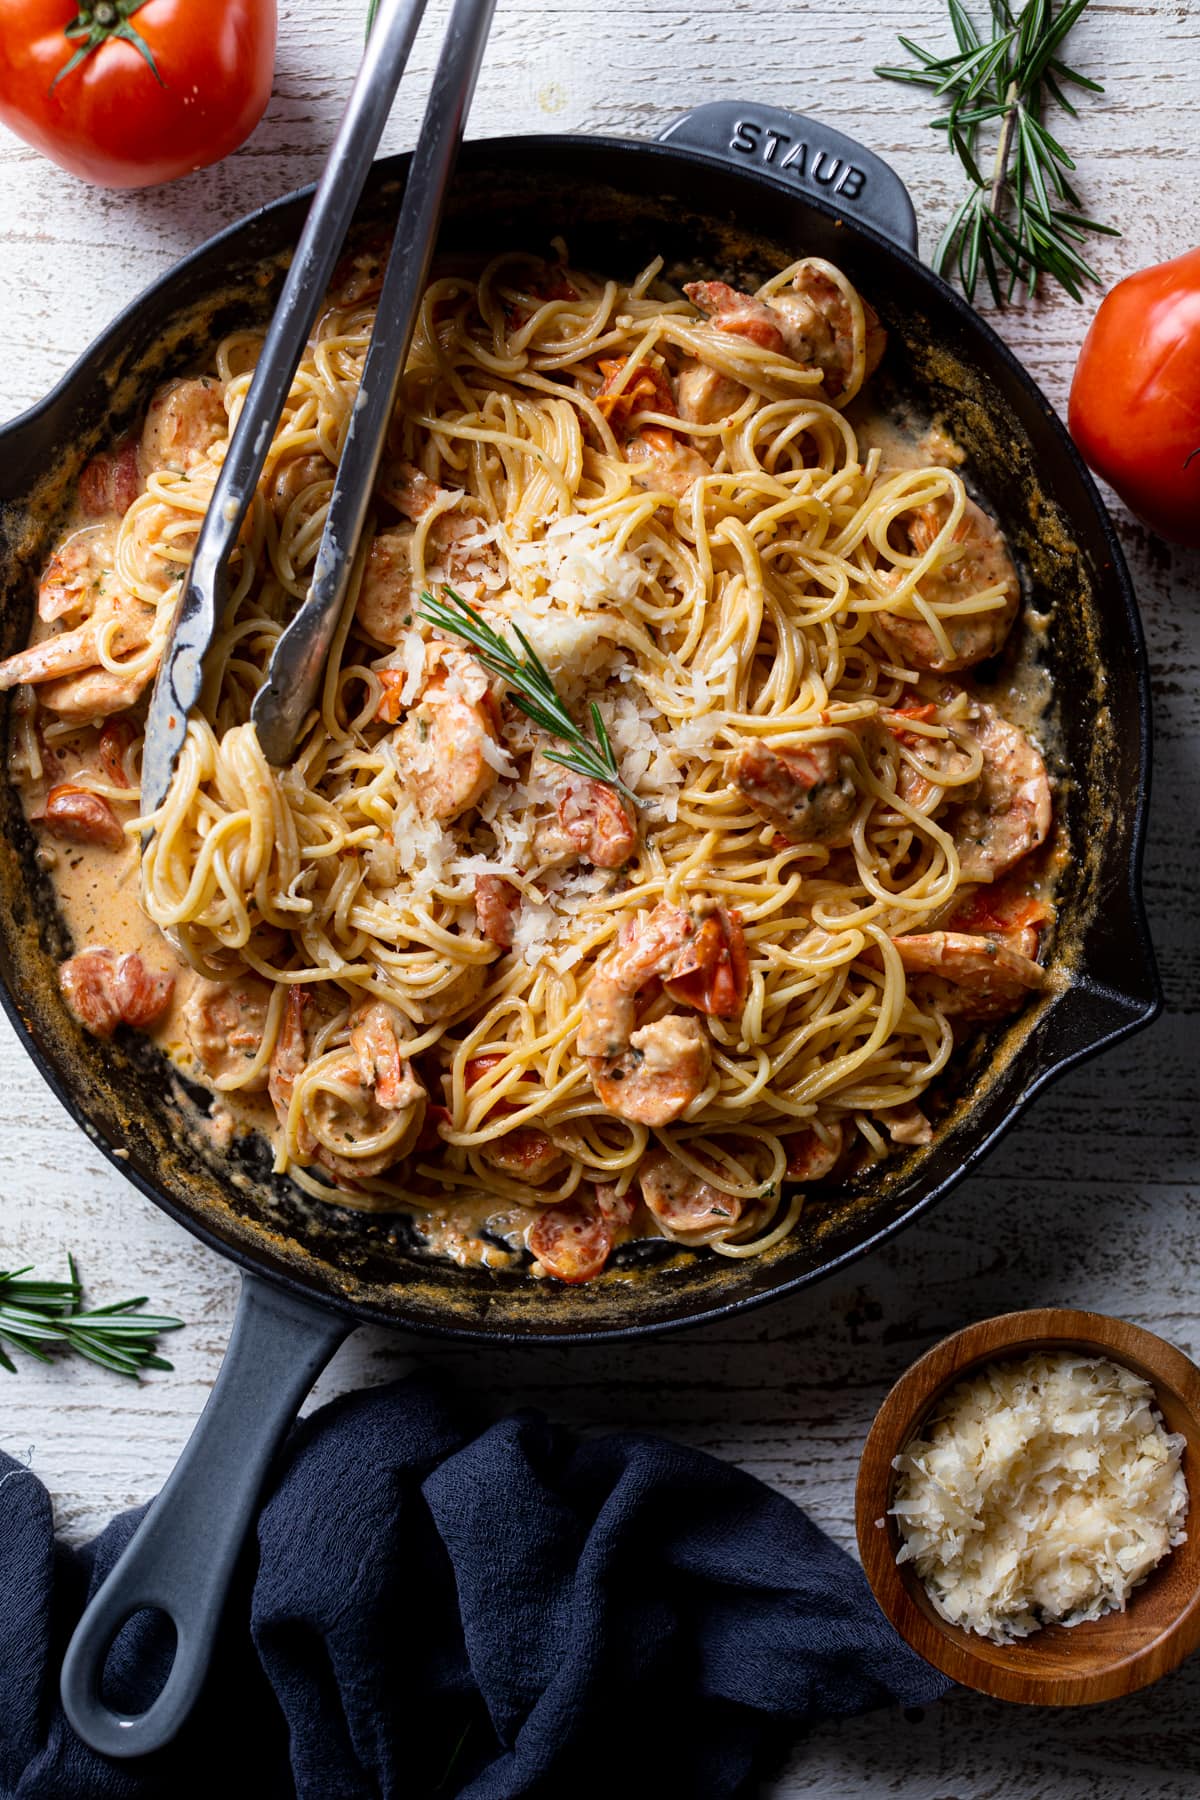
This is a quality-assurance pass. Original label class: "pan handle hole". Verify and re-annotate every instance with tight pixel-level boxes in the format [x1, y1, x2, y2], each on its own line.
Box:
[98, 1607, 178, 1717]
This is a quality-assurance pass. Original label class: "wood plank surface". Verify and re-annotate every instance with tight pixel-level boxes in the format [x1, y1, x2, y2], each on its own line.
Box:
[1, 2, 1198, 1793]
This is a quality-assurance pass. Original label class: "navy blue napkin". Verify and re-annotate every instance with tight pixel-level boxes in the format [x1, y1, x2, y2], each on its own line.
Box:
[0, 1372, 948, 1799]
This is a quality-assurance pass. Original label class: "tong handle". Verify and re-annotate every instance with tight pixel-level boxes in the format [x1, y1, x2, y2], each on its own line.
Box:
[140, 0, 433, 818]
[252, 0, 499, 764]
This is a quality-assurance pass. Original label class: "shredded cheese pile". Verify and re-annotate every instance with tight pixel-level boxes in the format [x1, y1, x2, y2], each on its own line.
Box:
[892, 1352, 1188, 1643]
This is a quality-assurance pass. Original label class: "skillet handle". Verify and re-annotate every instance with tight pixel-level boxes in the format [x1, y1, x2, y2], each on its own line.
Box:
[658, 101, 919, 253]
[60, 1272, 350, 1759]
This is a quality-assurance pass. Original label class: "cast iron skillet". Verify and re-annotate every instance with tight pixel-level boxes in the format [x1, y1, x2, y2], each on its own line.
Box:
[0, 103, 1158, 1754]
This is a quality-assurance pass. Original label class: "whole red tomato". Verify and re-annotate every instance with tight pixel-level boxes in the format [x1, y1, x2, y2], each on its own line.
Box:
[1069, 247, 1200, 549]
[0, 0, 276, 190]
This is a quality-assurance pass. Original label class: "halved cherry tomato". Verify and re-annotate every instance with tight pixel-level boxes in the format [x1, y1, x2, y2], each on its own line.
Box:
[1069, 247, 1200, 548]
[0, 1, 276, 190]
[529, 1197, 613, 1284]
[664, 907, 749, 1018]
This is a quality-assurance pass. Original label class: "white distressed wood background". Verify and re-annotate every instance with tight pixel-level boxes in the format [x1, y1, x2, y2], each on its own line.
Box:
[1, 1, 1198, 1793]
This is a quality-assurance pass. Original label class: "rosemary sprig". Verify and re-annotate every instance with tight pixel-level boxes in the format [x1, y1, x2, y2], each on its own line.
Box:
[876, 0, 1119, 304]
[0, 1256, 182, 1378]
[418, 587, 641, 807]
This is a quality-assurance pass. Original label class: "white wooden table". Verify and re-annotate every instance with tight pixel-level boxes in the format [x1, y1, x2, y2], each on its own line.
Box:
[2, 2, 1198, 1793]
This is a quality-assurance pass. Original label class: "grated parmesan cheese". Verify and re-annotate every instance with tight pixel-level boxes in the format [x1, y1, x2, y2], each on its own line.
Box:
[891, 1352, 1188, 1644]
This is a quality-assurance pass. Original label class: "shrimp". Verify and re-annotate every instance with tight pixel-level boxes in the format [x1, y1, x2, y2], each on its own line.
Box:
[596, 356, 711, 498]
[0, 585, 158, 719]
[953, 701, 1051, 882]
[558, 776, 638, 869]
[139, 377, 226, 477]
[391, 647, 505, 822]
[59, 948, 174, 1039]
[892, 931, 1047, 1021]
[684, 262, 886, 403]
[269, 990, 427, 1181]
[478, 1126, 567, 1186]
[184, 976, 274, 1090]
[41, 783, 125, 850]
[356, 531, 416, 646]
[638, 1148, 744, 1234]
[271, 452, 331, 520]
[946, 876, 1051, 960]
[578, 904, 716, 1127]
[883, 1104, 932, 1146]
[729, 738, 859, 845]
[884, 711, 981, 814]
[783, 1119, 844, 1180]
[474, 873, 521, 948]
[376, 460, 499, 581]
[877, 496, 1020, 673]
[37, 526, 114, 623]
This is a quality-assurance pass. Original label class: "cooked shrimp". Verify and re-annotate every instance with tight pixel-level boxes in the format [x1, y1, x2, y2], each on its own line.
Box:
[729, 738, 859, 844]
[877, 496, 1020, 672]
[37, 527, 113, 623]
[391, 647, 505, 822]
[953, 702, 1051, 882]
[478, 1126, 568, 1185]
[783, 1119, 844, 1180]
[946, 876, 1051, 959]
[892, 931, 1047, 1020]
[376, 460, 498, 579]
[139, 376, 226, 477]
[184, 976, 273, 1090]
[626, 432, 711, 498]
[883, 1103, 932, 1146]
[685, 262, 886, 402]
[41, 784, 125, 850]
[558, 776, 637, 869]
[596, 355, 711, 497]
[638, 1148, 744, 1234]
[578, 904, 716, 1126]
[0, 585, 158, 719]
[270, 990, 427, 1180]
[59, 948, 174, 1039]
[271, 452, 331, 520]
[474, 873, 521, 948]
[884, 709, 981, 814]
[356, 531, 416, 645]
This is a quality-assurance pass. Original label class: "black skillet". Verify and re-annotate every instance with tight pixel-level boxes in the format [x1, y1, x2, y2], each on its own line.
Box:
[0, 102, 1159, 1755]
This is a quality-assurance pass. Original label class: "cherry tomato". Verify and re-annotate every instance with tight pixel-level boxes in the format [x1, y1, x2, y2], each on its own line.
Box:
[0, 1, 276, 190]
[528, 1198, 613, 1284]
[1068, 248, 1200, 548]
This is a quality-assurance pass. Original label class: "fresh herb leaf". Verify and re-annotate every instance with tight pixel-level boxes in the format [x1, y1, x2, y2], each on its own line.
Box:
[0, 1256, 182, 1379]
[417, 587, 641, 806]
[875, 0, 1116, 304]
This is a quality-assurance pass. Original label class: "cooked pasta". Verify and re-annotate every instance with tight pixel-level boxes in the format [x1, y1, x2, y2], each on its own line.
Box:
[3, 239, 1055, 1282]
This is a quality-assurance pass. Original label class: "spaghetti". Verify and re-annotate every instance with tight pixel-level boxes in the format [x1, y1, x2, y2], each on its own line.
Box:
[3, 242, 1055, 1282]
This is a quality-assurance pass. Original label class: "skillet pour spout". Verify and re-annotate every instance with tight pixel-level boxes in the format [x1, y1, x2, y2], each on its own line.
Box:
[0, 99, 1158, 1756]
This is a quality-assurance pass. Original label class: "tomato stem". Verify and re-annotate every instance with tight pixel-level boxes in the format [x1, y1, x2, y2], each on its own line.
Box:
[52, 0, 164, 93]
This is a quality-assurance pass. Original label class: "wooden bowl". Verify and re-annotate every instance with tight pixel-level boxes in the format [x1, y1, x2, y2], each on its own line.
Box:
[856, 1309, 1200, 1705]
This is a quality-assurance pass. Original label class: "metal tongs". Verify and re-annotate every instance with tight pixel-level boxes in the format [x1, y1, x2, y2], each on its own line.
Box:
[139, 0, 498, 819]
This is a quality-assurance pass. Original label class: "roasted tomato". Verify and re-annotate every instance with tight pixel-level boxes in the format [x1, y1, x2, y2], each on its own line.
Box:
[1068, 248, 1200, 548]
[0, 1, 276, 190]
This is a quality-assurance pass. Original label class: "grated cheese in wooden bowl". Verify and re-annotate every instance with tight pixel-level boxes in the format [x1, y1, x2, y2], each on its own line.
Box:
[891, 1352, 1188, 1644]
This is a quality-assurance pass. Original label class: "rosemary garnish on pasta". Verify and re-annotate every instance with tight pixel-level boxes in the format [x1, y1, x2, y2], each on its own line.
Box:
[876, 0, 1118, 304]
[418, 586, 642, 806]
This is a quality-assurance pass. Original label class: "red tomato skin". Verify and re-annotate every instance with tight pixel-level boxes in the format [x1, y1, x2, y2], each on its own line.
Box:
[1068, 247, 1200, 549]
[0, 1, 276, 190]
